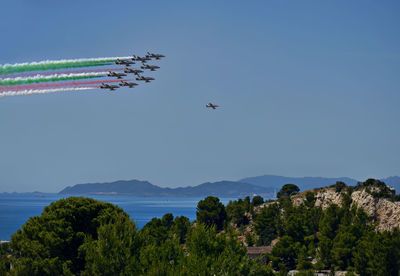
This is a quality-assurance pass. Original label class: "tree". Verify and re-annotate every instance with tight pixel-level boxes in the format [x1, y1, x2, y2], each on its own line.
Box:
[305, 191, 315, 208]
[277, 184, 300, 198]
[332, 181, 347, 193]
[226, 200, 249, 226]
[171, 216, 191, 244]
[254, 203, 280, 245]
[270, 235, 299, 270]
[82, 215, 139, 275]
[196, 196, 227, 231]
[252, 195, 264, 206]
[9, 197, 130, 275]
[182, 224, 250, 275]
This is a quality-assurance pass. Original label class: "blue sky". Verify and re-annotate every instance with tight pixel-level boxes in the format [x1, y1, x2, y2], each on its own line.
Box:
[0, 1, 399, 192]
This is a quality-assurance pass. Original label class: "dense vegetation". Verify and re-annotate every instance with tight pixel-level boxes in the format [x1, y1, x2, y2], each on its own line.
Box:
[1, 179, 400, 275]
[0, 197, 271, 275]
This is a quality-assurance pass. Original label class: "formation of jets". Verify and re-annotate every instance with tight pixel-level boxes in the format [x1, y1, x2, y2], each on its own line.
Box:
[102, 52, 163, 91]
[106, 52, 219, 109]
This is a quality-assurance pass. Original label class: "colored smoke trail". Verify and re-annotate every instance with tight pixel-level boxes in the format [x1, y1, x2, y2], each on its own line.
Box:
[0, 79, 126, 92]
[0, 67, 124, 79]
[0, 87, 96, 98]
[0, 56, 132, 75]
[0, 73, 105, 86]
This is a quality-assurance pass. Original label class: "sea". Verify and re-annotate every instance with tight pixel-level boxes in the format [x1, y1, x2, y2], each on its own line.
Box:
[0, 193, 237, 241]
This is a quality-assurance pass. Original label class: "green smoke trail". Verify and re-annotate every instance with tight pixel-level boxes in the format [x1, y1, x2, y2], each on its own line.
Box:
[0, 56, 132, 75]
[0, 75, 100, 86]
[0, 61, 111, 75]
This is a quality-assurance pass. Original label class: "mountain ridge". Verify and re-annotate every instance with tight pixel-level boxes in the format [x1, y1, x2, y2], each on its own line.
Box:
[59, 180, 274, 197]
[58, 175, 400, 197]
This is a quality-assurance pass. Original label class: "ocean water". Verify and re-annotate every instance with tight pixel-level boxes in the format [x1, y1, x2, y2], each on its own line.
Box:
[0, 193, 236, 241]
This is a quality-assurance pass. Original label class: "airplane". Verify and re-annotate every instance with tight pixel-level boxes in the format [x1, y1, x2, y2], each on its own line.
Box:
[140, 64, 160, 71]
[124, 68, 143, 75]
[136, 75, 155, 83]
[100, 83, 119, 91]
[206, 103, 219, 109]
[146, 52, 165, 60]
[132, 55, 151, 63]
[119, 81, 138, 88]
[115, 59, 135, 66]
[107, 71, 127, 79]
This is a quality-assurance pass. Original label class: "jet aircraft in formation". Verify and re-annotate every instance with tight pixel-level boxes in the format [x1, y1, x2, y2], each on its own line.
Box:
[146, 52, 165, 60]
[100, 83, 119, 91]
[141, 64, 160, 71]
[136, 75, 155, 83]
[132, 55, 151, 63]
[107, 71, 127, 79]
[124, 68, 143, 75]
[206, 103, 219, 109]
[115, 59, 135, 66]
[119, 81, 138, 88]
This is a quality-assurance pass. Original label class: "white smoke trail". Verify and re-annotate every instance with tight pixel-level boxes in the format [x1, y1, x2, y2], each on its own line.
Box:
[0, 56, 133, 75]
[0, 57, 132, 68]
[0, 87, 96, 98]
[1, 72, 109, 82]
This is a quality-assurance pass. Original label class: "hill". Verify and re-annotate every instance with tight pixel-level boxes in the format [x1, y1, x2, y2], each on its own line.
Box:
[240, 174, 359, 191]
[59, 180, 273, 197]
[59, 175, 400, 197]
[240, 174, 400, 193]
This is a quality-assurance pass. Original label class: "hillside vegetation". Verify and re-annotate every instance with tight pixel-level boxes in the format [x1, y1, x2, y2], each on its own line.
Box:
[1, 178, 400, 275]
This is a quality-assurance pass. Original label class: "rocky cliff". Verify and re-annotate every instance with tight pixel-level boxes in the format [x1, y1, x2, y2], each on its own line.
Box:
[292, 185, 400, 231]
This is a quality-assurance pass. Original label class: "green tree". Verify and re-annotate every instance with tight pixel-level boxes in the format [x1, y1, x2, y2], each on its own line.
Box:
[305, 191, 315, 208]
[331, 181, 347, 193]
[82, 215, 140, 275]
[10, 197, 129, 275]
[196, 196, 227, 231]
[254, 203, 280, 245]
[171, 216, 191, 244]
[252, 195, 264, 206]
[226, 200, 249, 226]
[277, 184, 300, 198]
[182, 224, 250, 275]
[270, 235, 299, 270]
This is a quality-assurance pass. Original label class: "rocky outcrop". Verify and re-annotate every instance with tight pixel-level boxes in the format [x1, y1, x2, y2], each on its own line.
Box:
[292, 186, 400, 232]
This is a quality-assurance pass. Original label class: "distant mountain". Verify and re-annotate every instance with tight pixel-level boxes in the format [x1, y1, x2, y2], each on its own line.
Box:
[382, 176, 400, 193]
[170, 181, 274, 197]
[240, 175, 400, 194]
[60, 180, 164, 196]
[59, 175, 400, 197]
[240, 175, 359, 192]
[59, 180, 273, 197]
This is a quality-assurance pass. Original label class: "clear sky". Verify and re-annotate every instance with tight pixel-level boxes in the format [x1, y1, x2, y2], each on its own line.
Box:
[0, 1, 399, 192]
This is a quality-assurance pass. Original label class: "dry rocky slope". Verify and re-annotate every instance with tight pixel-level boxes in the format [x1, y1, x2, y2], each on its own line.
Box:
[292, 186, 400, 231]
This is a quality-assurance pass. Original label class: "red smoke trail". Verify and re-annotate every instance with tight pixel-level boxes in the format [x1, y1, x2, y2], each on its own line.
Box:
[0, 68, 124, 79]
[0, 79, 126, 92]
